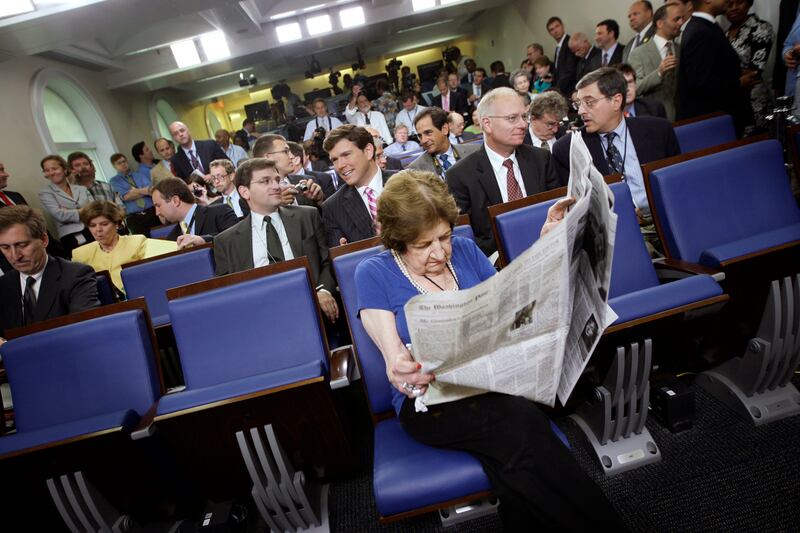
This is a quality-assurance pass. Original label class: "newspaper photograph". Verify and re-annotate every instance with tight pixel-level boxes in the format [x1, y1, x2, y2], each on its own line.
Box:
[405, 132, 618, 409]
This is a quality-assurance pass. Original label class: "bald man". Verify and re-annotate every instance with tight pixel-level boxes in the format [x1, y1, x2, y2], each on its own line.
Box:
[168, 121, 230, 181]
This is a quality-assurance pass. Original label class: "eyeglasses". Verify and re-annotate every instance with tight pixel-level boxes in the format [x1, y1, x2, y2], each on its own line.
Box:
[573, 96, 611, 110]
[210, 173, 231, 182]
[265, 147, 291, 157]
[251, 176, 282, 186]
[485, 114, 529, 125]
[530, 117, 560, 129]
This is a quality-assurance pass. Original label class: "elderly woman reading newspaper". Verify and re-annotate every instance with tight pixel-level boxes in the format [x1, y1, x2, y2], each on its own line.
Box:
[355, 170, 625, 531]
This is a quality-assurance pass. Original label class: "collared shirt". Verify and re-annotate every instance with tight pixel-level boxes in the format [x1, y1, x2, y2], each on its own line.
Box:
[87, 179, 120, 206]
[251, 210, 294, 267]
[600, 118, 648, 214]
[395, 105, 426, 134]
[652, 34, 671, 60]
[182, 204, 198, 235]
[554, 34, 568, 68]
[303, 115, 344, 141]
[356, 167, 384, 214]
[181, 141, 204, 173]
[223, 144, 248, 167]
[161, 160, 173, 174]
[484, 144, 527, 202]
[528, 129, 557, 151]
[221, 189, 244, 217]
[630, 22, 653, 52]
[19, 261, 47, 303]
[384, 140, 420, 156]
[110, 171, 153, 214]
[602, 42, 620, 64]
[344, 108, 394, 144]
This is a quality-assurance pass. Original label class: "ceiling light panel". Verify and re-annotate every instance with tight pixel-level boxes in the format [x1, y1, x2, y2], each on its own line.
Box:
[276, 21, 302, 43]
[339, 5, 364, 28]
[411, 0, 435, 11]
[200, 31, 231, 61]
[170, 39, 201, 68]
[0, 0, 34, 18]
[306, 13, 332, 35]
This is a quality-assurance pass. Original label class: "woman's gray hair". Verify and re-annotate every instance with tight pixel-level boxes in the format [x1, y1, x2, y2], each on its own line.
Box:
[510, 69, 532, 87]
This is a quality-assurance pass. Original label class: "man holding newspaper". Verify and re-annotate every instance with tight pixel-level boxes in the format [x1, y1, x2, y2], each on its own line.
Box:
[356, 148, 623, 530]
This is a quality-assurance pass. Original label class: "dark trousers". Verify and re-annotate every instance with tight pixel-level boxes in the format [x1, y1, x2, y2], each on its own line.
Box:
[399, 393, 626, 532]
[125, 206, 160, 237]
[59, 228, 94, 259]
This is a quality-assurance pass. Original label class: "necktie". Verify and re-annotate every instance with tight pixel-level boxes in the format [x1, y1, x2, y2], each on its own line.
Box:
[364, 187, 378, 225]
[634, 34, 641, 49]
[540, 140, 550, 152]
[179, 221, 189, 235]
[225, 196, 233, 209]
[503, 159, 523, 201]
[475, 85, 481, 98]
[23, 275, 37, 325]
[189, 150, 202, 172]
[169, 161, 178, 177]
[604, 132, 625, 175]
[443, 93, 450, 111]
[265, 217, 284, 263]
[401, 144, 406, 151]
[438, 154, 452, 172]
[125, 174, 145, 208]
[0, 190, 13, 206]
[663, 41, 676, 89]
[364, 113, 371, 125]
[602, 52, 609, 67]
[554, 46, 560, 70]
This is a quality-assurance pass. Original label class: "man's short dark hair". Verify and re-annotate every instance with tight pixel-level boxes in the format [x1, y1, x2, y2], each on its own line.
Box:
[131, 141, 146, 163]
[614, 63, 637, 78]
[243, 118, 255, 127]
[475, 67, 487, 77]
[413, 106, 449, 130]
[597, 19, 620, 40]
[252, 134, 286, 158]
[235, 158, 278, 189]
[287, 141, 304, 160]
[152, 177, 195, 205]
[546, 16, 563, 28]
[490, 60, 505, 74]
[0, 205, 47, 240]
[67, 151, 91, 168]
[639, 1, 654, 13]
[401, 91, 417, 103]
[576, 67, 628, 108]
[322, 124, 374, 153]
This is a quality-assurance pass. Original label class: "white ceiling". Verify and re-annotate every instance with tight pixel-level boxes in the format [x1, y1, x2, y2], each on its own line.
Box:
[0, 0, 505, 101]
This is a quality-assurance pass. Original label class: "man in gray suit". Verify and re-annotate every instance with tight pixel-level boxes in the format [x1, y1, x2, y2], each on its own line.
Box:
[628, 2, 684, 121]
[409, 107, 481, 179]
[622, 1, 657, 63]
[213, 158, 339, 323]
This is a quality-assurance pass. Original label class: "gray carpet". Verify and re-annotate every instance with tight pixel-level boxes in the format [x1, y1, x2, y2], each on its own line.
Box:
[326, 377, 800, 532]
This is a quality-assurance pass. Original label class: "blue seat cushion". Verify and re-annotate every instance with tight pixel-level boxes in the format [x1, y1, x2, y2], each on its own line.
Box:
[697, 224, 800, 267]
[373, 418, 491, 517]
[156, 360, 323, 416]
[0, 409, 139, 456]
[609, 274, 723, 325]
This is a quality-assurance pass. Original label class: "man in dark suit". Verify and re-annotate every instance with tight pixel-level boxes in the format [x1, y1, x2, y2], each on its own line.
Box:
[488, 61, 511, 90]
[321, 125, 397, 247]
[151, 178, 238, 248]
[523, 91, 570, 150]
[208, 159, 249, 218]
[553, 68, 680, 220]
[214, 158, 339, 323]
[676, 0, 755, 134]
[588, 19, 626, 71]
[570, 33, 601, 86]
[168, 121, 230, 181]
[447, 87, 560, 256]
[432, 76, 469, 115]
[547, 16, 580, 96]
[0, 206, 99, 338]
[287, 141, 340, 199]
[467, 68, 491, 107]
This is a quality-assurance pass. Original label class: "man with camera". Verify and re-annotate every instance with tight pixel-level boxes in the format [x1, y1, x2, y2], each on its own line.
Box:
[344, 86, 394, 144]
[252, 134, 326, 209]
[151, 178, 238, 249]
[303, 98, 343, 141]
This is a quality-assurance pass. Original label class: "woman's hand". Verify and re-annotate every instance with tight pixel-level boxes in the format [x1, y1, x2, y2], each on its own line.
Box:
[540, 197, 576, 237]
[389, 348, 435, 399]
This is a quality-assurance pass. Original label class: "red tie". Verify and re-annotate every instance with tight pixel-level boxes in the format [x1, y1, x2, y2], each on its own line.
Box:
[169, 161, 178, 176]
[0, 191, 13, 206]
[503, 159, 523, 201]
[443, 92, 450, 111]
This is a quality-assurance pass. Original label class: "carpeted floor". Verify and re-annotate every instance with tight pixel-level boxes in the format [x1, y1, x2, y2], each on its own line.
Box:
[325, 377, 800, 532]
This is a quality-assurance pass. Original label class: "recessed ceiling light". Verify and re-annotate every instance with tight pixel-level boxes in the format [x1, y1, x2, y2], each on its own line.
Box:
[270, 10, 296, 21]
[339, 6, 364, 28]
[276, 21, 302, 43]
[303, 4, 326, 12]
[411, 0, 435, 11]
[0, 0, 34, 18]
[200, 31, 231, 61]
[170, 39, 201, 68]
[306, 13, 332, 36]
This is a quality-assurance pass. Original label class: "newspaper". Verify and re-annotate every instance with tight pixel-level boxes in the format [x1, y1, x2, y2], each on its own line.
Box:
[405, 132, 618, 409]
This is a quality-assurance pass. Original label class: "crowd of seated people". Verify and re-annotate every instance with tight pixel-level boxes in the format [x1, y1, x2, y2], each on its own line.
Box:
[0, 0, 797, 529]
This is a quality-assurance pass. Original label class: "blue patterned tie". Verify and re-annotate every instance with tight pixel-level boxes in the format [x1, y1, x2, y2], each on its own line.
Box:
[439, 154, 452, 171]
[604, 132, 624, 175]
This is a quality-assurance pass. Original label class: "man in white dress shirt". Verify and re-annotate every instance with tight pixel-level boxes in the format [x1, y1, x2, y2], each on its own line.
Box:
[394, 92, 426, 136]
[303, 98, 344, 141]
[525, 92, 569, 151]
[344, 86, 393, 144]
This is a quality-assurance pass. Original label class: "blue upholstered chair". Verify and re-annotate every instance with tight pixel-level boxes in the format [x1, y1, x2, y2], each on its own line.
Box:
[120, 243, 216, 327]
[95, 269, 118, 305]
[491, 182, 727, 329]
[673, 113, 736, 154]
[647, 140, 800, 269]
[150, 223, 177, 240]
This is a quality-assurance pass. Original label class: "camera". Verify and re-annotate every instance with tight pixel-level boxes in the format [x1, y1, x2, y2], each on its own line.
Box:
[294, 181, 309, 193]
[192, 187, 204, 198]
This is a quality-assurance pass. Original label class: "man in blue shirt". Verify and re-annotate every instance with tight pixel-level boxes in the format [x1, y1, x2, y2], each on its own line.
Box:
[109, 153, 160, 236]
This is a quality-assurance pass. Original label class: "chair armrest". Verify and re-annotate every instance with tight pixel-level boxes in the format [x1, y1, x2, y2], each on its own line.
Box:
[130, 403, 158, 441]
[329, 345, 354, 390]
[653, 258, 726, 282]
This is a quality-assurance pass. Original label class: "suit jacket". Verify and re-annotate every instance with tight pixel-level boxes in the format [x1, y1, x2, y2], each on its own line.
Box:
[622, 24, 657, 63]
[587, 43, 626, 72]
[629, 39, 680, 121]
[321, 169, 397, 247]
[303, 169, 339, 199]
[676, 16, 750, 133]
[575, 47, 601, 86]
[170, 140, 230, 180]
[0, 190, 25, 206]
[210, 195, 250, 218]
[150, 160, 177, 186]
[467, 80, 491, 100]
[489, 74, 511, 90]
[446, 144, 560, 256]
[38, 182, 92, 238]
[408, 142, 482, 175]
[166, 203, 239, 241]
[0, 191, 66, 272]
[554, 35, 580, 95]
[0, 255, 100, 337]
[431, 90, 469, 115]
[213, 206, 336, 294]
[552, 117, 681, 183]
[632, 98, 667, 119]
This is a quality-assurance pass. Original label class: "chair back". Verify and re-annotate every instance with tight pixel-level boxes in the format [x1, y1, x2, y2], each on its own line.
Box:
[332, 242, 393, 416]
[150, 223, 177, 240]
[648, 140, 800, 262]
[166, 259, 329, 390]
[0, 302, 161, 432]
[95, 270, 118, 305]
[673, 113, 736, 154]
[493, 182, 658, 298]
[121, 244, 215, 326]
